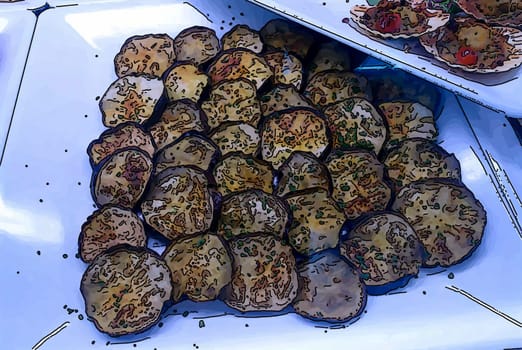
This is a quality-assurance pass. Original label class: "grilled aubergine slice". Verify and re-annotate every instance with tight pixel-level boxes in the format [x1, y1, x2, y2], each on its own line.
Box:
[326, 149, 392, 220]
[162, 233, 232, 302]
[201, 78, 261, 129]
[275, 151, 331, 197]
[379, 101, 437, 150]
[154, 133, 220, 174]
[263, 50, 303, 89]
[224, 233, 298, 312]
[221, 24, 263, 53]
[260, 84, 313, 117]
[148, 99, 209, 151]
[91, 147, 153, 209]
[78, 205, 147, 263]
[340, 212, 424, 295]
[293, 251, 367, 323]
[217, 189, 290, 240]
[304, 70, 371, 109]
[306, 40, 352, 81]
[141, 166, 215, 241]
[114, 33, 176, 78]
[163, 62, 209, 103]
[80, 246, 172, 336]
[323, 97, 387, 154]
[207, 48, 273, 90]
[392, 179, 486, 267]
[100, 74, 164, 127]
[213, 152, 274, 196]
[87, 122, 155, 167]
[260, 107, 331, 169]
[259, 18, 318, 59]
[209, 122, 260, 157]
[285, 188, 345, 256]
[173, 26, 220, 66]
[383, 138, 461, 192]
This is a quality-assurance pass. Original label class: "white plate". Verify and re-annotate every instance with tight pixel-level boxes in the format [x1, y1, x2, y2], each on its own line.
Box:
[1, 1, 522, 350]
[246, 0, 522, 118]
[0, 7, 35, 160]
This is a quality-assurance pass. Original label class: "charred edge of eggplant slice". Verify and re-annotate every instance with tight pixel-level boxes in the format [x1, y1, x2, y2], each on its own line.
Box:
[206, 48, 273, 92]
[293, 249, 368, 323]
[217, 188, 293, 240]
[153, 130, 222, 173]
[393, 178, 487, 268]
[258, 83, 315, 115]
[113, 33, 175, 78]
[149, 98, 211, 138]
[77, 204, 146, 263]
[161, 60, 211, 103]
[208, 121, 261, 158]
[259, 106, 333, 164]
[220, 24, 264, 53]
[173, 25, 221, 69]
[99, 74, 168, 129]
[90, 146, 155, 210]
[80, 244, 173, 337]
[274, 150, 334, 197]
[87, 121, 157, 169]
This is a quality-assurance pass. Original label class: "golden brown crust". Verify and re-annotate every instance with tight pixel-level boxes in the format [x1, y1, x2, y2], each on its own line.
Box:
[80, 247, 172, 336]
[163, 62, 209, 103]
[221, 24, 263, 53]
[209, 122, 260, 157]
[114, 34, 176, 78]
[162, 233, 232, 302]
[224, 233, 298, 311]
[392, 179, 486, 267]
[260, 85, 313, 117]
[173, 26, 220, 65]
[263, 51, 303, 89]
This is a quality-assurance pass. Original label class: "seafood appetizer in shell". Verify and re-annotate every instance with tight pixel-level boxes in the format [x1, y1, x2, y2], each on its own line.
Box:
[457, 0, 522, 28]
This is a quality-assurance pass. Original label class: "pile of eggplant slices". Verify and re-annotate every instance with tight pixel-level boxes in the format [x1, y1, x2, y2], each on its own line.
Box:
[78, 19, 486, 337]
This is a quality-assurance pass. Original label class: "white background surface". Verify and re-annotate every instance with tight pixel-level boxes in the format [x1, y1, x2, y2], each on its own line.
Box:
[0, 1, 521, 349]
[247, 0, 522, 119]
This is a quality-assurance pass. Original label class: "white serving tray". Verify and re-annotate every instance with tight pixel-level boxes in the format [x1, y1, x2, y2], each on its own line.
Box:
[246, 0, 522, 119]
[1, 1, 521, 349]
[0, 6, 36, 160]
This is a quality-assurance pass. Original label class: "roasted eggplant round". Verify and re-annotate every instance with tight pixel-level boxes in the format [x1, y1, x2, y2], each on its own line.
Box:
[221, 24, 263, 53]
[173, 26, 220, 66]
[209, 122, 260, 157]
[263, 50, 303, 89]
[163, 61, 209, 103]
[260, 84, 313, 117]
[259, 18, 318, 59]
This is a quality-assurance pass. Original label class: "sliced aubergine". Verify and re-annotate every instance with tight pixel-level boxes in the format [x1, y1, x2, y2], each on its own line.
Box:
[306, 40, 352, 81]
[207, 49, 272, 90]
[293, 251, 367, 323]
[78, 205, 147, 263]
[323, 97, 387, 154]
[378, 101, 438, 150]
[173, 26, 220, 66]
[259, 19, 318, 59]
[224, 233, 298, 312]
[201, 78, 261, 129]
[155, 133, 220, 174]
[275, 151, 331, 197]
[80, 246, 172, 336]
[163, 61, 209, 103]
[87, 122, 155, 167]
[140, 166, 215, 241]
[260, 108, 331, 169]
[304, 70, 371, 109]
[285, 188, 344, 256]
[162, 233, 232, 302]
[263, 51, 303, 90]
[326, 149, 392, 220]
[91, 147, 153, 209]
[217, 189, 290, 240]
[148, 99, 209, 151]
[114, 33, 176, 78]
[213, 152, 274, 196]
[383, 138, 461, 192]
[221, 24, 263, 53]
[392, 179, 486, 268]
[100, 75, 164, 127]
[340, 212, 424, 295]
[209, 122, 260, 157]
[260, 84, 313, 117]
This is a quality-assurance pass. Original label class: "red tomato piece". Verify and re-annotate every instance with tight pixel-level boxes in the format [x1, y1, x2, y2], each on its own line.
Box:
[376, 13, 402, 33]
[456, 46, 478, 66]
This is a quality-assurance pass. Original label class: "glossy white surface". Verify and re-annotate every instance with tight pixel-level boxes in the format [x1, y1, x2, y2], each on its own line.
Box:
[1, 1, 521, 349]
[246, 0, 522, 118]
[0, 7, 35, 159]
